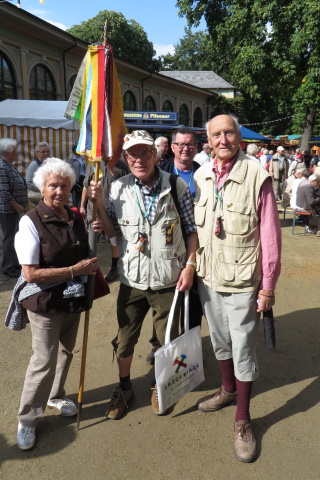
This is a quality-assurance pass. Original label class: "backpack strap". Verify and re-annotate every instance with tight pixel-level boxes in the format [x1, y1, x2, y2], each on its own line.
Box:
[169, 173, 179, 211]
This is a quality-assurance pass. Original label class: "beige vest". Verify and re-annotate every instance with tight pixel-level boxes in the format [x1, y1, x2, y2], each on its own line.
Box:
[194, 149, 270, 292]
[111, 171, 187, 290]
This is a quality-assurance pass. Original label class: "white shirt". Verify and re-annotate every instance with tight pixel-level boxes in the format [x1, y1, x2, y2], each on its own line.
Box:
[15, 215, 40, 264]
[194, 151, 210, 166]
[290, 177, 303, 209]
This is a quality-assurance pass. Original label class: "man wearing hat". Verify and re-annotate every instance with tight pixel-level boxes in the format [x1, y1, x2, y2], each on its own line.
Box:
[91, 130, 198, 420]
[269, 146, 289, 200]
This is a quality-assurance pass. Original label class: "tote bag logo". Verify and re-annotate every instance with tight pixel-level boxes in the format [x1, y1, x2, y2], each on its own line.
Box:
[173, 354, 187, 373]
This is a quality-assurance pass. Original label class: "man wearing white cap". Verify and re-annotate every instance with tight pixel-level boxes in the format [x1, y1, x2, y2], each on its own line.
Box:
[269, 146, 289, 200]
[90, 130, 198, 420]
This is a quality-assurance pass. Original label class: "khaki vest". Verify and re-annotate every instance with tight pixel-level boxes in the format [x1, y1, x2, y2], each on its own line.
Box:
[111, 171, 187, 290]
[194, 150, 270, 292]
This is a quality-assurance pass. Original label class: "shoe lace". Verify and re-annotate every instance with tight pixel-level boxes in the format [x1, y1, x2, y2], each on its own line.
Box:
[110, 387, 129, 409]
[21, 426, 35, 435]
[237, 423, 251, 442]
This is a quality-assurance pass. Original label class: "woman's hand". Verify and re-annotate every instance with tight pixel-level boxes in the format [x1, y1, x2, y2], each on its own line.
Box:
[92, 217, 103, 234]
[74, 257, 99, 276]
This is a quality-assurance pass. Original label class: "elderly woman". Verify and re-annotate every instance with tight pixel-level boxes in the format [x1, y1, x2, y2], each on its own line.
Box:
[14, 157, 99, 451]
[246, 143, 259, 160]
[0, 138, 27, 278]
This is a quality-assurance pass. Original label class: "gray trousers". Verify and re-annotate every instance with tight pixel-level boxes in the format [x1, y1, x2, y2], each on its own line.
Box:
[198, 280, 260, 382]
[18, 310, 81, 427]
[0, 211, 20, 273]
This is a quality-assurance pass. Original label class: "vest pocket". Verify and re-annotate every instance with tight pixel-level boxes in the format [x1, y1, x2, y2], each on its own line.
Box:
[218, 246, 258, 286]
[157, 243, 186, 285]
[223, 201, 252, 235]
[118, 216, 139, 244]
[194, 197, 207, 227]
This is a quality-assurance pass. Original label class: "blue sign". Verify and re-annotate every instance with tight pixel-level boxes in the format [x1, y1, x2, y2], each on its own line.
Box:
[124, 111, 178, 121]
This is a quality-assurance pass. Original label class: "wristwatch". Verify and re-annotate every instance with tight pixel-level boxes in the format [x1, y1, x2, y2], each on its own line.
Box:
[186, 261, 197, 269]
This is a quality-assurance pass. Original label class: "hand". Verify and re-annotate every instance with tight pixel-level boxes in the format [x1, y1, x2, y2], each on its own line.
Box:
[92, 218, 102, 233]
[88, 180, 102, 201]
[80, 206, 86, 217]
[257, 289, 275, 312]
[74, 257, 99, 276]
[176, 265, 195, 291]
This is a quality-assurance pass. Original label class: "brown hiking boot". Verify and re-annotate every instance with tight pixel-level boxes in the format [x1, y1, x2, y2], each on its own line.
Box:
[197, 386, 237, 412]
[151, 384, 169, 416]
[105, 386, 134, 420]
[234, 420, 257, 463]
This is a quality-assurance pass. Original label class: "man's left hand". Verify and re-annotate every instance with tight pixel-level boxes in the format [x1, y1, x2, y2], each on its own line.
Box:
[176, 265, 195, 291]
[257, 289, 275, 312]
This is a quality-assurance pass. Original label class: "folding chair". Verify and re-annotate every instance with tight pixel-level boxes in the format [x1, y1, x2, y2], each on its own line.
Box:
[292, 211, 312, 235]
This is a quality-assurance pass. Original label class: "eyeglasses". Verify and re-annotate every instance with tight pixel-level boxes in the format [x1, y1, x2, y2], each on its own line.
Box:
[172, 143, 196, 149]
[126, 150, 153, 162]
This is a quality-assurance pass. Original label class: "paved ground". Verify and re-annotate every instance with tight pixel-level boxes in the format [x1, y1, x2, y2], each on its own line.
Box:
[1, 207, 320, 480]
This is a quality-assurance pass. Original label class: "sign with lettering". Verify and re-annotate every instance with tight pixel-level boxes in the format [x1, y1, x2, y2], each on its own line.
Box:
[124, 111, 177, 121]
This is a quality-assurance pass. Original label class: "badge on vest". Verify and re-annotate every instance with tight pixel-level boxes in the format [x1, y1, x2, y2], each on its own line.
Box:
[136, 232, 148, 252]
[165, 223, 175, 245]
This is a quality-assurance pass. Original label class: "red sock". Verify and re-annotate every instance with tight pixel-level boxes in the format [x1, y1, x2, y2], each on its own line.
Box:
[218, 359, 236, 393]
[235, 378, 252, 422]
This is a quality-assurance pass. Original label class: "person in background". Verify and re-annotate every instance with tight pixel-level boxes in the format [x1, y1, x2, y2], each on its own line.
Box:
[155, 136, 169, 164]
[259, 148, 269, 169]
[296, 172, 320, 235]
[269, 146, 289, 200]
[0, 138, 27, 278]
[13, 157, 100, 451]
[246, 143, 259, 161]
[194, 115, 281, 463]
[194, 143, 212, 166]
[25, 142, 51, 207]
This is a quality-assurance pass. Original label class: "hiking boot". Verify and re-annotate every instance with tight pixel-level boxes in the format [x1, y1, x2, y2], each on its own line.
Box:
[16, 423, 36, 450]
[234, 420, 257, 463]
[146, 346, 159, 365]
[197, 386, 237, 412]
[151, 384, 169, 416]
[104, 266, 118, 283]
[105, 386, 134, 420]
[47, 398, 78, 416]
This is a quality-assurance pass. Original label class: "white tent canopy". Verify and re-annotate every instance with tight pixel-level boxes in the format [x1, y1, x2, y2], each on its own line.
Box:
[0, 100, 79, 175]
[0, 99, 79, 130]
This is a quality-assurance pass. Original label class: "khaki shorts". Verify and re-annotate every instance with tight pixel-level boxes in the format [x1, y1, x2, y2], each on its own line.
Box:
[198, 280, 260, 382]
[111, 284, 180, 358]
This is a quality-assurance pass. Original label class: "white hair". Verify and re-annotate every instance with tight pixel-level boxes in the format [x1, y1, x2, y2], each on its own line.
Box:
[0, 138, 18, 156]
[246, 143, 259, 156]
[205, 115, 240, 137]
[35, 141, 50, 153]
[309, 173, 320, 183]
[155, 136, 168, 147]
[33, 157, 76, 191]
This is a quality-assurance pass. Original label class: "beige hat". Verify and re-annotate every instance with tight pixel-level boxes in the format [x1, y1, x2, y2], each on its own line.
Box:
[123, 130, 154, 150]
[277, 146, 285, 152]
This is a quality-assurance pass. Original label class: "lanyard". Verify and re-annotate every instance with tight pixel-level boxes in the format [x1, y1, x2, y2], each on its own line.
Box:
[133, 173, 162, 223]
[214, 184, 224, 212]
[173, 165, 194, 188]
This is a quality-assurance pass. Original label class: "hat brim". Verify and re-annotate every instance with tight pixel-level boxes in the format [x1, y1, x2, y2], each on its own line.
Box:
[123, 139, 154, 150]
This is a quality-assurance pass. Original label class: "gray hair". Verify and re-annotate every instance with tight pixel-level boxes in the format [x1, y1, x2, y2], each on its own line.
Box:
[263, 148, 269, 154]
[309, 173, 320, 183]
[0, 138, 18, 156]
[205, 115, 240, 137]
[172, 127, 196, 143]
[269, 150, 274, 154]
[155, 136, 168, 147]
[35, 142, 50, 153]
[202, 143, 210, 150]
[246, 143, 259, 156]
[33, 157, 76, 191]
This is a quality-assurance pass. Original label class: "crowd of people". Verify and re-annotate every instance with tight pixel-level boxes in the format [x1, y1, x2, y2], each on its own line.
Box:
[2, 113, 319, 463]
[244, 143, 320, 236]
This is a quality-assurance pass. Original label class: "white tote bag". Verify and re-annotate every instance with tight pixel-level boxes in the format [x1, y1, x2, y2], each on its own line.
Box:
[154, 290, 205, 414]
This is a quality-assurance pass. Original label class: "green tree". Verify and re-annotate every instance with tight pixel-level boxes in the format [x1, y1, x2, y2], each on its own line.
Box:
[161, 28, 231, 80]
[176, 0, 320, 146]
[67, 10, 161, 72]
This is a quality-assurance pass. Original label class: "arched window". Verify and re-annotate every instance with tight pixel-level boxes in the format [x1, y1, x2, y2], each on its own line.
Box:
[29, 64, 56, 100]
[0, 52, 17, 101]
[162, 100, 173, 112]
[179, 104, 189, 125]
[66, 74, 77, 98]
[144, 95, 156, 112]
[193, 107, 203, 128]
[123, 90, 137, 111]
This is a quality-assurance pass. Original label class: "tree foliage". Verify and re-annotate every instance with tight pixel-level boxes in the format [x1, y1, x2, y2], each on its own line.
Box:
[176, 0, 320, 145]
[67, 10, 161, 72]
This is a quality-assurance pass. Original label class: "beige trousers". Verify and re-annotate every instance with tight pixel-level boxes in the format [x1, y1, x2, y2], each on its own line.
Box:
[18, 309, 80, 426]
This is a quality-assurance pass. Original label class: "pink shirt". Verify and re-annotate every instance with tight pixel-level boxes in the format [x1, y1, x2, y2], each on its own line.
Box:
[212, 156, 281, 291]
